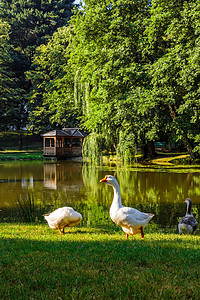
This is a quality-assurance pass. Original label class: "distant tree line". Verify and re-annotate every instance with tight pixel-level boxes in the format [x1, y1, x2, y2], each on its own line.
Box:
[1, 0, 200, 160]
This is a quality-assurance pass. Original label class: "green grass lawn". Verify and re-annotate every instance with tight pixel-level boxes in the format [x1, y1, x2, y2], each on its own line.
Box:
[0, 150, 43, 160]
[0, 130, 43, 160]
[1, 223, 200, 299]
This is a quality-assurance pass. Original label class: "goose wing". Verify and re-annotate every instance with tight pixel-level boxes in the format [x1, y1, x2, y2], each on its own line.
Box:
[115, 206, 153, 228]
[45, 207, 78, 228]
[179, 215, 197, 229]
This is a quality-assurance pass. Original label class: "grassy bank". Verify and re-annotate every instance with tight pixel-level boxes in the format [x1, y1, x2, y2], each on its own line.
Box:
[1, 223, 200, 299]
[0, 151, 191, 164]
[0, 150, 43, 160]
[0, 130, 43, 160]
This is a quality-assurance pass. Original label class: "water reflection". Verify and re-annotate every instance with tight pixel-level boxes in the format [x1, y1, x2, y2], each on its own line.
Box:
[43, 163, 84, 190]
[0, 161, 200, 230]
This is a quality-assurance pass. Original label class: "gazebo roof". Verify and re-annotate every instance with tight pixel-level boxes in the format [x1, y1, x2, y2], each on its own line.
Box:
[41, 130, 70, 137]
[62, 128, 87, 137]
[41, 128, 87, 138]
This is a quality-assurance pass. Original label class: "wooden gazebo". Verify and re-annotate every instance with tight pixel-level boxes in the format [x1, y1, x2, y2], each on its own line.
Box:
[41, 128, 87, 159]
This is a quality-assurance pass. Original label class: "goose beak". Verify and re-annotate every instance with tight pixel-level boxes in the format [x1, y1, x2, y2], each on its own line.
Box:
[100, 175, 107, 183]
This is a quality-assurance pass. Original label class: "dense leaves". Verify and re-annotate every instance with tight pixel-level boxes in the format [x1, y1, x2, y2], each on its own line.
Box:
[0, 21, 22, 130]
[0, 0, 74, 129]
[27, 26, 78, 132]
[70, 0, 151, 158]
[1, 0, 200, 160]
[143, 0, 200, 157]
[71, 0, 200, 159]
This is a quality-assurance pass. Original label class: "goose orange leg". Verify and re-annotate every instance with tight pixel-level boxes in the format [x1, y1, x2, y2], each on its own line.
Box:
[58, 228, 63, 234]
[62, 225, 69, 234]
[126, 233, 129, 239]
[140, 226, 144, 238]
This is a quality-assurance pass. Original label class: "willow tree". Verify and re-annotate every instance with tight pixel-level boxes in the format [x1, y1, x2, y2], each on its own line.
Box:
[70, 0, 150, 159]
[82, 133, 103, 163]
[27, 0, 200, 160]
[71, 0, 200, 160]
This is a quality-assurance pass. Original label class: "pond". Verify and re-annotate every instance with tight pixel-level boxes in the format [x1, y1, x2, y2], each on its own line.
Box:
[0, 160, 200, 231]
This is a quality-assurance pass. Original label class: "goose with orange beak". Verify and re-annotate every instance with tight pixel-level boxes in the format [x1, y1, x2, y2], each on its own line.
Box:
[100, 175, 154, 239]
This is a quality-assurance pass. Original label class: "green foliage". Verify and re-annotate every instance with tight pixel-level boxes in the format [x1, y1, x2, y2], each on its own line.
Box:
[143, 0, 200, 158]
[16, 192, 44, 222]
[0, 0, 74, 129]
[27, 0, 200, 160]
[27, 25, 82, 132]
[0, 20, 22, 130]
[0, 0, 74, 54]
[117, 130, 136, 163]
[2, 0, 200, 161]
[69, 0, 150, 158]
[82, 132, 103, 163]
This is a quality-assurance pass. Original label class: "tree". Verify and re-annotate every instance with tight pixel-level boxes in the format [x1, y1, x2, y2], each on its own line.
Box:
[142, 0, 200, 158]
[70, 0, 200, 159]
[69, 0, 150, 158]
[0, 0, 75, 129]
[28, 0, 200, 160]
[27, 25, 80, 132]
[0, 20, 22, 130]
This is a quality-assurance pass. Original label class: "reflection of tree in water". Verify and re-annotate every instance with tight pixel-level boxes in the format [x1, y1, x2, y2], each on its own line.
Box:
[117, 170, 200, 229]
[192, 175, 200, 197]
[81, 164, 114, 228]
[82, 165, 200, 229]
[1, 161, 200, 229]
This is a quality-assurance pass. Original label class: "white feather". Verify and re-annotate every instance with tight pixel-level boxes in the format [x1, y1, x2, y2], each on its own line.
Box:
[101, 175, 154, 238]
[44, 207, 82, 233]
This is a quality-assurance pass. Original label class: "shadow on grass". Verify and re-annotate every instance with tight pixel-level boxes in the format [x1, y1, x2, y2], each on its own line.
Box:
[1, 231, 200, 300]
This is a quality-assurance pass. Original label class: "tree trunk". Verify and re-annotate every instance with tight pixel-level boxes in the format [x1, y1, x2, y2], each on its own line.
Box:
[167, 104, 195, 159]
[18, 133, 22, 150]
[142, 141, 155, 159]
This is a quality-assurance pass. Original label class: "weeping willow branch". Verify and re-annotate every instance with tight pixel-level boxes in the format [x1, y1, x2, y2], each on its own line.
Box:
[82, 132, 103, 163]
[117, 130, 136, 163]
[74, 69, 80, 107]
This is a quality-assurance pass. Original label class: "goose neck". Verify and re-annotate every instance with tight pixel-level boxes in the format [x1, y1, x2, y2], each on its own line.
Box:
[186, 201, 192, 215]
[112, 183, 122, 208]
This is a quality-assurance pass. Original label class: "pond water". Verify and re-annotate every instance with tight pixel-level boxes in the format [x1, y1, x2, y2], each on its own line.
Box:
[0, 160, 200, 231]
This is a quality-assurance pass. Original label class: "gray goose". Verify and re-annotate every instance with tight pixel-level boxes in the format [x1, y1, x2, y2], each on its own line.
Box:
[178, 198, 197, 234]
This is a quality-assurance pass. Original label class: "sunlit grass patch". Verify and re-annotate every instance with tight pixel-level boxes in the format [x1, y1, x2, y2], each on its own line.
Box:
[151, 154, 190, 165]
[0, 150, 43, 160]
[0, 223, 200, 299]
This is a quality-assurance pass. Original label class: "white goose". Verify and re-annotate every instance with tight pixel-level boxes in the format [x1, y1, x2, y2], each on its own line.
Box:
[100, 175, 154, 239]
[43, 207, 82, 234]
[178, 198, 197, 234]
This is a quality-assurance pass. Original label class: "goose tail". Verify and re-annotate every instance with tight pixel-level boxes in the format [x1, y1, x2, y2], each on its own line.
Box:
[147, 213, 154, 220]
